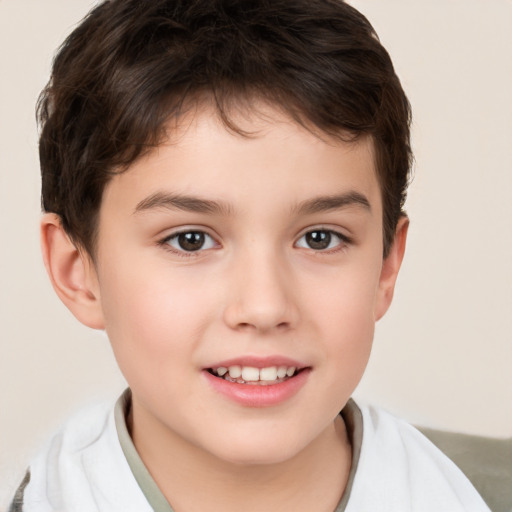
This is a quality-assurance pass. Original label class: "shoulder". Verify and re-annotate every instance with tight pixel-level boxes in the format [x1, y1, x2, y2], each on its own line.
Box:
[345, 401, 491, 512]
[11, 396, 152, 512]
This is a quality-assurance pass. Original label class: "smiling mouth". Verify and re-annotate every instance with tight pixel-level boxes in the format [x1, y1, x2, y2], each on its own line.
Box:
[207, 365, 302, 385]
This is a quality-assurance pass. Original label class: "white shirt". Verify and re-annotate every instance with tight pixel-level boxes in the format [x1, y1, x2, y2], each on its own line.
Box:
[11, 392, 490, 512]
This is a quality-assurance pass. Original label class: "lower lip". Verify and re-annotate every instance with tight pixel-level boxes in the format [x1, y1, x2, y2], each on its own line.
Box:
[203, 369, 310, 408]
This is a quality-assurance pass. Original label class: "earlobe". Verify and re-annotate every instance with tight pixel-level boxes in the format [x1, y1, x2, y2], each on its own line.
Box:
[41, 213, 105, 329]
[374, 216, 409, 321]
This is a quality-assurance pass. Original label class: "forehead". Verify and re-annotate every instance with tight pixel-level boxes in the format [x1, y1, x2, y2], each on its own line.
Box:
[101, 105, 381, 221]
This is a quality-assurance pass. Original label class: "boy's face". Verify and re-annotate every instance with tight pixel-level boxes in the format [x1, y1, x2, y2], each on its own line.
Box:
[72, 106, 405, 465]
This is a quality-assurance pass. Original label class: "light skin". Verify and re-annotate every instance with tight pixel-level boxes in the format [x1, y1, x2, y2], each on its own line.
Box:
[41, 105, 408, 512]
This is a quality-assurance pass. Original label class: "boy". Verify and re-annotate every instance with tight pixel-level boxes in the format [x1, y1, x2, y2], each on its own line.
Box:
[9, 0, 490, 510]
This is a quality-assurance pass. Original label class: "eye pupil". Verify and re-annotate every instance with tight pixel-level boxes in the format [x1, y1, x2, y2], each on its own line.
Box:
[178, 232, 205, 251]
[306, 230, 331, 250]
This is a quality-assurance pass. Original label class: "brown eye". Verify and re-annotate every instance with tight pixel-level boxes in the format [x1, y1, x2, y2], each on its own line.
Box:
[305, 230, 332, 250]
[296, 229, 348, 251]
[165, 231, 216, 252]
[178, 232, 205, 251]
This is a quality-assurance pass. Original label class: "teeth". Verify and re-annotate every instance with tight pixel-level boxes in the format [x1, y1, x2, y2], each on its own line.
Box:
[214, 365, 298, 383]
[277, 366, 287, 379]
[228, 365, 242, 378]
[260, 366, 277, 381]
[241, 367, 260, 381]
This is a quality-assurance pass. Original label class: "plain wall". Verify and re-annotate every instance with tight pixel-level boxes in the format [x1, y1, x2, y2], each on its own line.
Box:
[1, 0, 511, 507]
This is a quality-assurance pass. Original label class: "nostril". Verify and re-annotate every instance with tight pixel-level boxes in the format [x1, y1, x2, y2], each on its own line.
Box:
[235, 321, 291, 332]
[223, 297, 298, 332]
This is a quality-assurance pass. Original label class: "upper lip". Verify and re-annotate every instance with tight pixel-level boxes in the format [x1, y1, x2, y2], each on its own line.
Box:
[204, 355, 307, 370]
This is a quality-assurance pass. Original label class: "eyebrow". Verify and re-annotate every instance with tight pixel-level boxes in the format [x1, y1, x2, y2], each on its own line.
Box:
[134, 192, 232, 216]
[134, 190, 371, 217]
[295, 192, 371, 215]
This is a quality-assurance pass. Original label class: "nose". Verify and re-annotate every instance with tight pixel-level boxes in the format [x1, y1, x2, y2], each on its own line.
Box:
[222, 248, 299, 333]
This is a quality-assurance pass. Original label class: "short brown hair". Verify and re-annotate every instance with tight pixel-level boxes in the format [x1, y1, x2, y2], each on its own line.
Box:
[38, 0, 412, 257]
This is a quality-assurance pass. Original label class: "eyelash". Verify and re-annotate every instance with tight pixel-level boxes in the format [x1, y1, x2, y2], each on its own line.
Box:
[158, 230, 218, 258]
[158, 228, 351, 257]
[295, 228, 351, 253]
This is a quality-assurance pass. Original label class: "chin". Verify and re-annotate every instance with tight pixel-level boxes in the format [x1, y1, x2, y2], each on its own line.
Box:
[203, 432, 306, 467]
[216, 448, 297, 467]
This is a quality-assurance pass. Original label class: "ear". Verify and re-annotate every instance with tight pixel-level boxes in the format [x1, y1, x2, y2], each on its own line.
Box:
[41, 213, 105, 329]
[374, 216, 409, 321]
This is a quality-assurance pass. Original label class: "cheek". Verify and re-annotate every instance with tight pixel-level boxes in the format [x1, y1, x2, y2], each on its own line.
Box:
[320, 291, 375, 375]
[305, 256, 381, 328]
[97, 263, 215, 378]
[304, 260, 380, 376]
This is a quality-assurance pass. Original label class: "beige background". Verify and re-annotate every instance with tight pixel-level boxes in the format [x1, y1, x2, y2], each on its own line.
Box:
[1, 0, 511, 507]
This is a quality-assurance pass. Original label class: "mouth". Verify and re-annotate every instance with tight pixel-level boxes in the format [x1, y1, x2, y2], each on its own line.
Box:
[203, 360, 311, 407]
[207, 365, 302, 385]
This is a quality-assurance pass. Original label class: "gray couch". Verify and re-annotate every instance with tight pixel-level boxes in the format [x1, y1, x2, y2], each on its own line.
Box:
[418, 427, 512, 512]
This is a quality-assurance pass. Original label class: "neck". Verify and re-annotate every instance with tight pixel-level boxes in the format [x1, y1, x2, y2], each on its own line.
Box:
[129, 404, 352, 512]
